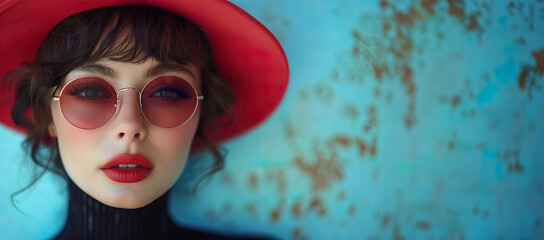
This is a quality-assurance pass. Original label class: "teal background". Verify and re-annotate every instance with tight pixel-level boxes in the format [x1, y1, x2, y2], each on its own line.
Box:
[1, 0, 543, 239]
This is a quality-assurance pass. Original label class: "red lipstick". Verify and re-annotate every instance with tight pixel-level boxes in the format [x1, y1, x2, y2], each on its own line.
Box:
[101, 154, 154, 183]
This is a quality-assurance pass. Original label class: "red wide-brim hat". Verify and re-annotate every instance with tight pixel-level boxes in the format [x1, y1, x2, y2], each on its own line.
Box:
[0, 0, 289, 143]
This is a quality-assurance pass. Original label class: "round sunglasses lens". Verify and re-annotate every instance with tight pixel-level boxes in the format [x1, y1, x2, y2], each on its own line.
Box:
[59, 77, 117, 129]
[141, 76, 198, 128]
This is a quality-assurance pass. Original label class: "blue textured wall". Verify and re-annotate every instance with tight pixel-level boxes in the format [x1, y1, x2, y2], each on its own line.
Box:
[1, 0, 543, 239]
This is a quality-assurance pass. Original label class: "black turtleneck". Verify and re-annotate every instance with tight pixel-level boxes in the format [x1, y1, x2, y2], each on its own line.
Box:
[55, 180, 274, 240]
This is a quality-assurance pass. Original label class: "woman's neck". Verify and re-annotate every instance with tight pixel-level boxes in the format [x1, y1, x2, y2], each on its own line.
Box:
[55, 180, 173, 240]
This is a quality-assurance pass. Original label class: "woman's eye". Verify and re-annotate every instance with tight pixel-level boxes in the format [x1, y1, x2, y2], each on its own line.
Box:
[80, 88, 103, 98]
[151, 87, 189, 100]
[68, 85, 107, 100]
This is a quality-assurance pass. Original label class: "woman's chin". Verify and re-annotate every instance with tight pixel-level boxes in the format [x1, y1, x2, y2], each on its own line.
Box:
[83, 180, 168, 209]
[94, 190, 161, 209]
[103, 199, 154, 209]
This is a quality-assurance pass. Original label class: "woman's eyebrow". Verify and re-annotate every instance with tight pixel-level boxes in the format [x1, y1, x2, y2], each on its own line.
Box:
[144, 63, 197, 80]
[73, 63, 117, 78]
[72, 62, 196, 80]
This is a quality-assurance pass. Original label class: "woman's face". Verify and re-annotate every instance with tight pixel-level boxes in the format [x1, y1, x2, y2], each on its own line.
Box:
[50, 58, 201, 208]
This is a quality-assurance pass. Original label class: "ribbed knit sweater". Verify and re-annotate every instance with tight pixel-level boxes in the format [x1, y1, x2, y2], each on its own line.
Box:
[55, 180, 271, 240]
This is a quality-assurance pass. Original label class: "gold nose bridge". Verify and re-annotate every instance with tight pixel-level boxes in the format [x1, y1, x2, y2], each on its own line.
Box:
[115, 87, 142, 108]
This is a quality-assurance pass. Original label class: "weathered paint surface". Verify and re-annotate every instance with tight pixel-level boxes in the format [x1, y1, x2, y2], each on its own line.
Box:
[1, 0, 543, 239]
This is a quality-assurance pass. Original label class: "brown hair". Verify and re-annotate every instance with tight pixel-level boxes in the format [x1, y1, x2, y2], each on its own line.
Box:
[5, 6, 235, 197]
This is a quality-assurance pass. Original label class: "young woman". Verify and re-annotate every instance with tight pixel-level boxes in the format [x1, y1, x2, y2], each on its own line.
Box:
[0, 0, 288, 239]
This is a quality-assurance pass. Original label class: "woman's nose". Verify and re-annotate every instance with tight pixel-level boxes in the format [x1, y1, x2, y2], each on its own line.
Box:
[112, 89, 147, 141]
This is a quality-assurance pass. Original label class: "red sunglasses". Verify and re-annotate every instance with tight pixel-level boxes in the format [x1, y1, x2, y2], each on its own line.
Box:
[52, 76, 204, 129]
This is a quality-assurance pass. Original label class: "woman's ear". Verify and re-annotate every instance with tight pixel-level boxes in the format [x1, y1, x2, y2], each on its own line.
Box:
[48, 123, 57, 138]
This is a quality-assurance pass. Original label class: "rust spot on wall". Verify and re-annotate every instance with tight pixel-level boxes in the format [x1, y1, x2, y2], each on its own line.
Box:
[514, 37, 526, 46]
[249, 174, 258, 189]
[416, 220, 431, 230]
[351, 0, 495, 136]
[533, 49, 544, 75]
[293, 228, 300, 240]
[309, 198, 321, 209]
[353, 46, 360, 56]
[294, 152, 343, 191]
[374, 87, 381, 97]
[472, 206, 480, 215]
[516, 51, 544, 97]
[205, 209, 217, 220]
[386, 91, 393, 102]
[389, 41, 413, 59]
[337, 191, 346, 201]
[269, 198, 285, 223]
[394, 8, 419, 27]
[266, 169, 286, 193]
[348, 204, 356, 216]
[451, 95, 462, 108]
[467, 11, 482, 31]
[343, 103, 359, 120]
[330, 136, 351, 147]
[270, 209, 280, 222]
[246, 202, 256, 215]
[421, 0, 438, 14]
[309, 197, 327, 216]
[355, 137, 378, 158]
[402, 37, 413, 52]
[383, 21, 392, 33]
[222, 203, 232, 213]
[462, 109, 476, 118]
[221, 172, 234, 185]
[269, 199, 285, 223]
[393, 226, 406, 240]
[347, 29, 371, 84]
[291, 201, 302, 218]
[353, 30, 363, 42]
[448, 139, 455, 151]
[500, 149, 524, 174]
[363, 105, 377, 133]
[370, 138, 377, 157]
[404, 114, 416, 129]
[401, 66, 415, 95]
[318, 208, 327, 216]
[373, 63, 387, 81]
[380, 0, 389, 9]
[356, 138, 368, 156]
[518, 67, 529, 90]
[285, 120, 296, 139]
[445, 0, 486, 33]
[446, 0, 465, 19]
[381, 213, 391, 227]
[507, 159, 524, 173]
[401, 65, 417, 128]
[476, 143, 487, 151]
[507, 1, 536, 31]
[314, 82, 335, 102]
[292, 227, 309, 240]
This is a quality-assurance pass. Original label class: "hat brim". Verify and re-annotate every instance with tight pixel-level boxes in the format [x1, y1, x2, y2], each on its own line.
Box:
[0, 0, 289, 143]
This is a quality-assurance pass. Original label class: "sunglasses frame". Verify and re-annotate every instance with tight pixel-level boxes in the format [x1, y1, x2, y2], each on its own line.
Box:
[52, 75, 204, 130]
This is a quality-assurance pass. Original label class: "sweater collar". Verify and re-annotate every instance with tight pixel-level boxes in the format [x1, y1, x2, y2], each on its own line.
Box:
[56, 179, 172, 240]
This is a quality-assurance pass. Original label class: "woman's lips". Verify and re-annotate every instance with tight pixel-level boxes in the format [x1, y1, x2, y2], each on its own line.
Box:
[101, 154, 154, 183]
